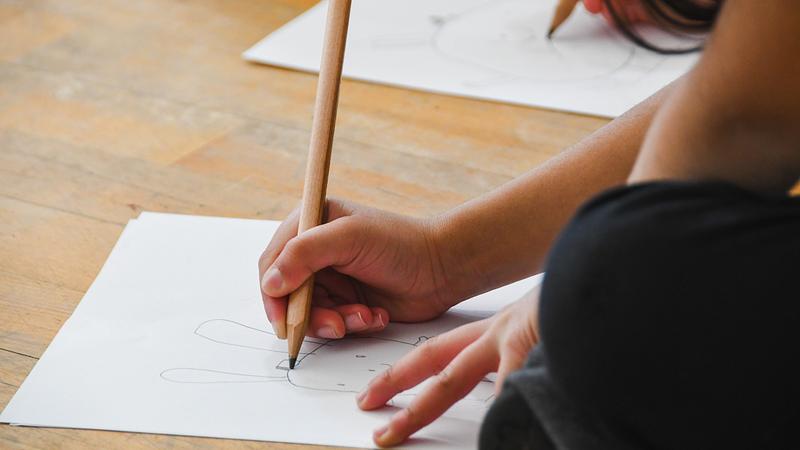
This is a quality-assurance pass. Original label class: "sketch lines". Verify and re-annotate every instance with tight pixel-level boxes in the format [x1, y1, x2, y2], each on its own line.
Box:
[160, 319, 495, 404]
[245, 0, 700, 116]
[362, 0, 644, 86]
[160, 368, 285, 384]
[431, 0, 635, 84]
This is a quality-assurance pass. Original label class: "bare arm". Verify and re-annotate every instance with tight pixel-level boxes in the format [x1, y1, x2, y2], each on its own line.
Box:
[630, 1, 800, 191]
[435, 80, 678, 302]
[259, 79, 677, 337]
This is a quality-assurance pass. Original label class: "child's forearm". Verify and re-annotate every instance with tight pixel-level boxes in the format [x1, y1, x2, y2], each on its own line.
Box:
[432, 79, 680, 303]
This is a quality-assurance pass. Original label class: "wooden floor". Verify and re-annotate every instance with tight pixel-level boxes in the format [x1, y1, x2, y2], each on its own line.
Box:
[0, 0, 608, 448]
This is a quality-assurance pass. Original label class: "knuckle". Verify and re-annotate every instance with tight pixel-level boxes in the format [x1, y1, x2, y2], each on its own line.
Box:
[434, 368, 457, 393]
[283, 237, 308, 261]
[327, 197, 354, 217]
[403, 406, 420, 428]
[323, 198, 340, 222]
[418, 338, 449, 375]
[337, 216, 362, 238]
[378, 365, 395, 385]
[418, 339, 439, 363]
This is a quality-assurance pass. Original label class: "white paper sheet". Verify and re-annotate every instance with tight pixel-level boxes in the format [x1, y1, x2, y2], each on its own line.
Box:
[1, 212, 542, 449]
[243, 0, 700, 118]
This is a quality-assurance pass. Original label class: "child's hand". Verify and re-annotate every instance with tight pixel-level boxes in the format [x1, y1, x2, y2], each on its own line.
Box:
[357, 285, 541, 447]
[259, 199, 465, 339]
[583, 0, 650, 25]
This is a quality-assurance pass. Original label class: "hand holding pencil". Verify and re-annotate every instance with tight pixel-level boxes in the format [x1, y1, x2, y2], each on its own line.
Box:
[281, 0, 353, 369]
[257, 0, 464, 367]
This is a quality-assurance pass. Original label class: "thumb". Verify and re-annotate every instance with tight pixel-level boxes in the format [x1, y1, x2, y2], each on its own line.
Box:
[260, 218, 365, 297]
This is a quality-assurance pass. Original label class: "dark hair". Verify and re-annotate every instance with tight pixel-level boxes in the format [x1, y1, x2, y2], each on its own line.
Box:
[604, 0, 723, 54]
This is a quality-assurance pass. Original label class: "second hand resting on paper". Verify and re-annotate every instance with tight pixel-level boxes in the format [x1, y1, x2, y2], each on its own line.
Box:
[257, 0, 664, 442]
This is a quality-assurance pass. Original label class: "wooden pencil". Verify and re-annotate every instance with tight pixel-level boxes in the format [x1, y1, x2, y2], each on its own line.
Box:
[548, 0, 580, 38]
[286, 0, 352, 370]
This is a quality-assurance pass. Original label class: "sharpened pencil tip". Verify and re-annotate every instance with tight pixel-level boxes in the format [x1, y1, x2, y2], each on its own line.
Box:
[288, 358, 296, 370]
[547, 28, 554, 39]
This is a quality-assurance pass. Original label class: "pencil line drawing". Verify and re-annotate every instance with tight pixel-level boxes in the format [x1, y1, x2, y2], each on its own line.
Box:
[360, 0, 653, 86]
[160, 368, 286, 384]
[245, 0, 699, 116]
[160, 319, 495, 403]
[428, 0, 637, 84]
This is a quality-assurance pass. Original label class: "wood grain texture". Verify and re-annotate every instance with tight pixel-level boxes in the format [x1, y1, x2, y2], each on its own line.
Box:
[287, 0, 351, 360]
[0, 0, 611, 448]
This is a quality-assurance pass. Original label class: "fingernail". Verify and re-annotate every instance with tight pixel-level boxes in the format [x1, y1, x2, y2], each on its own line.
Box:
[261, 267, 283, 295]
[275, 321, 287, 340]
[317, 326, 340, 339]
[264, 307, 274, 324]
[375, 410, 406, 445]
[268, 314, 287, 340]
[373, 424, 389, 441]
[356, 389, 367, 405]
[372, 313, 385, 328]
[345, 312, 367, 330]
[375, 414, 404, 446]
